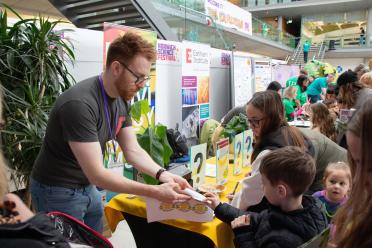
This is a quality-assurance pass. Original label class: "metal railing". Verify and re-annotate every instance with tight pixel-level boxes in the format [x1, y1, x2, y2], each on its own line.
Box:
[324, 34, 372, 49]
[242, 0, 305, 8]
[151, 0, 233, 50]
[152, 0, 297, 49]
[289, 40, 326, 65]
[251, 16, 297, 48]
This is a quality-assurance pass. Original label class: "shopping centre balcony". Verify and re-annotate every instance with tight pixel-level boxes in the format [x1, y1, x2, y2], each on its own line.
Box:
[150, 0, 296, 58]
[46, 0, 296, 59]
[243, 0, 371, 18]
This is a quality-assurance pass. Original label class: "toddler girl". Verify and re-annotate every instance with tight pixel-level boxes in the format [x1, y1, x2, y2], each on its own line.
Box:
[312, 162, 351, 222]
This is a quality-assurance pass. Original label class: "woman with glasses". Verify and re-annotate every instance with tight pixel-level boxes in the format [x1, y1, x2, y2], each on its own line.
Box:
[231, 91, 347, 211]
[230, 90, 314, 211]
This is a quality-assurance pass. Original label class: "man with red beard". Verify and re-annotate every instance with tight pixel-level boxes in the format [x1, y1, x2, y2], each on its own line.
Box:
[30, 32, 191, 232]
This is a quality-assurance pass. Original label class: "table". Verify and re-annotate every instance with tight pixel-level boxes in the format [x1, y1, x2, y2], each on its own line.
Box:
[104, 157, 251, 248]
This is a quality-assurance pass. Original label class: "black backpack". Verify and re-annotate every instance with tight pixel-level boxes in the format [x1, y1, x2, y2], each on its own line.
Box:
[166, 123, 188, 159]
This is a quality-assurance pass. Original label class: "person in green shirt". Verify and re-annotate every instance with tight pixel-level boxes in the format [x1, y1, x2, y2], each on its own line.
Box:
[295, 75, 309, 107]
[286, 69, 308, 88]
[283, 86, 298, 121]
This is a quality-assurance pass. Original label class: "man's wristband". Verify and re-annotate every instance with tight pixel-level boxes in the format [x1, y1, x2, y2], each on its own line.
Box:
[155, 168, 166, 180]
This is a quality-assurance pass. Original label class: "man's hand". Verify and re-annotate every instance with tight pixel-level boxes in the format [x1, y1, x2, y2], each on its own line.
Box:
[231, 215, 250, 229]
[204, 192, 220, 210]
[159, 171, 192, 189]
[154, 182, 191, 203]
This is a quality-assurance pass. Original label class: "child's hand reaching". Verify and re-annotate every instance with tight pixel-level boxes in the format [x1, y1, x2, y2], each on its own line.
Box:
[231, 215, 250, 229]
[204, 192, 220, 210]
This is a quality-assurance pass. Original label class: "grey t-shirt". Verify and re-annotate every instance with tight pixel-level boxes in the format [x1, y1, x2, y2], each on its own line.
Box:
[299, 128, 347, 193]
[32, 76, 132, 188]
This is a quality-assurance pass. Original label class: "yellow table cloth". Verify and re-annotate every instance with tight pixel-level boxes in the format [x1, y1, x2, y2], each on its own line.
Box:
[104, 157, 251, 248]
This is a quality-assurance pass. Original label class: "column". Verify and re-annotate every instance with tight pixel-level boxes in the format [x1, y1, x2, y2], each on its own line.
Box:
[277, 16, 283, 42]
[366, 8, 372, 46]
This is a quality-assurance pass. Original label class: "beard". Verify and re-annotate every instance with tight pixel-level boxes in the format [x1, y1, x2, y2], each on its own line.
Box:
[114, 78, 137, 101]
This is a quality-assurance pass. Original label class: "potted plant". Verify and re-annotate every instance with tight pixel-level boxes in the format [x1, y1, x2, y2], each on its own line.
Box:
[130, 100, 173, 185]
[0, 6, 75, 192]
[222, 113, 249, 154]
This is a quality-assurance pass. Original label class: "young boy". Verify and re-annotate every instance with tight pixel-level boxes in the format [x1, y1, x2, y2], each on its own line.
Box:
[205, 146, 328, 248]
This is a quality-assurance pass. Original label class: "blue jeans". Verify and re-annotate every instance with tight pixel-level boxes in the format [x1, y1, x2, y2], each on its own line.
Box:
[30, 179, 103, 233]
[308, 94, 319, 104]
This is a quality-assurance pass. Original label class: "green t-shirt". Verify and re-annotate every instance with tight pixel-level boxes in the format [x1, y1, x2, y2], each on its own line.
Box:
[283, 98, 295, 121]
[295, 85, 307, 106]
[286, 76, 298, 88]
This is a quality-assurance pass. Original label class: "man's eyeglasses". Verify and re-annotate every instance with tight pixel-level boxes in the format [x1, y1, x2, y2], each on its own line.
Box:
[118, 61, 151, 84]
[247, 118, 264, 128]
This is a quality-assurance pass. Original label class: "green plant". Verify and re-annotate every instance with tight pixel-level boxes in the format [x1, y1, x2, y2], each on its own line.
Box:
[130, 100, 173, 185]
[222, 113, 249, 141]
[0, 6, 75, 189]
[304, 59, 337, 79]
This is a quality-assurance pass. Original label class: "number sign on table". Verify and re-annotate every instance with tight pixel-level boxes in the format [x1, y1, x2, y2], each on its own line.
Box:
[189, 143, 207, 189]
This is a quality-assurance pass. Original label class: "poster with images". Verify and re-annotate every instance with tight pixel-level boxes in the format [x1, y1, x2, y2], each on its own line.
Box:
[189, 143, 207, 189]
[272, 64, 299, 88]
[182, 106, 199, 143]
[243, 129, 254, 167]
[233, 132, 243, 175]
[254, 60, 272, 92]
[231, 53, 253, 107]
[181, 41, 211, 142]
[216, 138, 229, 185]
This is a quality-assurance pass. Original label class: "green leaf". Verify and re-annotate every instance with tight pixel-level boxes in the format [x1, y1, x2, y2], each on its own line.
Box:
[222, 113, 249, 140]
[155, 124, 173, 165]
[129, 99, 151, 123]
[130, 100, 142, 122]
[136, 123, 173, 185]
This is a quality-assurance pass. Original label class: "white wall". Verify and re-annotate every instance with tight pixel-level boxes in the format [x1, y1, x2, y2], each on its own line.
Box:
[155, 63, 183, 128]
[210, 48, 232, 122]
[64, 28, 104, 82]
[324, 58, 364, 73]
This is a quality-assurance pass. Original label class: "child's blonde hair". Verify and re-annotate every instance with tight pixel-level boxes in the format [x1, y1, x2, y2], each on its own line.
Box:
[283, 86, 297, 99]
[323, 162, 352, 185]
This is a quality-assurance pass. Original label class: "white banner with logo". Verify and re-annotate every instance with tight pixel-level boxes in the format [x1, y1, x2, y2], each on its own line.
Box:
[181, 41, 211, 143]
[205, 0, 252, 36]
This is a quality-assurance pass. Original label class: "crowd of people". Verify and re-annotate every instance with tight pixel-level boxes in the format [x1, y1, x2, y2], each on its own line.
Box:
[0, 31, 371, 247]
[206, 64, 372, 247]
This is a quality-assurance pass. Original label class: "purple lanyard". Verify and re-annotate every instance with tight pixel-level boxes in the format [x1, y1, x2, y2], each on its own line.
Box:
[98, 75, 118, 140]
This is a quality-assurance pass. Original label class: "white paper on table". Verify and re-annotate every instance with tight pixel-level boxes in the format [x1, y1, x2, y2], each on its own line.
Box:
[145, 197, 214, 223]
[205, 163, 216, 177]
[183, 188, 206, 202]
[288, 120, 311, 127]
